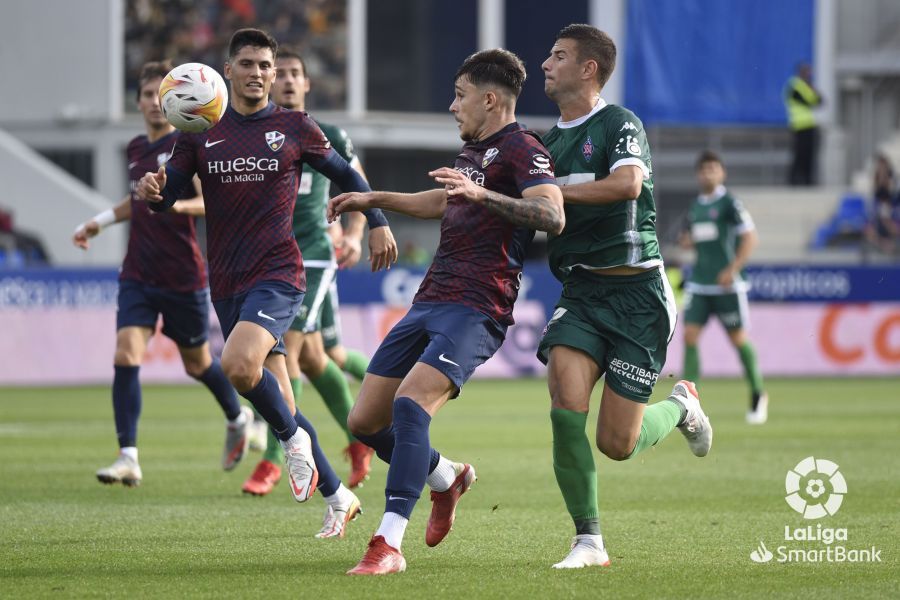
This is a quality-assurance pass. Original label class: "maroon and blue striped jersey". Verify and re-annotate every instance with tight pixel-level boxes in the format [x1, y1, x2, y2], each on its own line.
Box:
[165, 103, 332, 300]
[121, 131, 207, 292]
[414, 122, 556, 326]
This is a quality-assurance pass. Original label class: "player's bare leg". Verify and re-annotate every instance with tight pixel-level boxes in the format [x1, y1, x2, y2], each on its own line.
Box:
[547, 345, 609, 568]
[349, 364, 471, 574]
[243, 330, 306, 495]
[222, 322, 316, 501]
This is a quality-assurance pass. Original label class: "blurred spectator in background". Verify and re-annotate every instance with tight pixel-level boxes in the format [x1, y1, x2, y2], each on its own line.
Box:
[0, 206, 50, 267]
[784, 62, 822, 186]
[125, 0, 347, 111]
[864, 154, 900, 255]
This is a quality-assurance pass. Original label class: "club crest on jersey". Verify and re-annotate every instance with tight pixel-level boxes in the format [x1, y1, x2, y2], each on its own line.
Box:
[265, 130, 285, 152]
[582, 136, 594, 161]
[482, 147, 499, 168]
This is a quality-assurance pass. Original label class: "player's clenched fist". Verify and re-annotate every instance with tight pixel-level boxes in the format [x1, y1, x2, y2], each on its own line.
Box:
[136, 166, 167, 202]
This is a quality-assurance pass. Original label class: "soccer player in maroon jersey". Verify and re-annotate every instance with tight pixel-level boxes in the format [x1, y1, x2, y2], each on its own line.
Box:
[74, 61, 250, 488]
[329, 49, 565, 575]
[136, 29, 397, 530]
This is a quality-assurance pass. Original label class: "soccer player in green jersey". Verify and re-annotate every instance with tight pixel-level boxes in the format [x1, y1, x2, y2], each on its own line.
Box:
[537, 24, 714, 568]
[240, 50, 394, 530]
[681, 151, 768, 424]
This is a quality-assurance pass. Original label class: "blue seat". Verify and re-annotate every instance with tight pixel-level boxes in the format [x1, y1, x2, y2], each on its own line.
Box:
[810, 195, 868, 249]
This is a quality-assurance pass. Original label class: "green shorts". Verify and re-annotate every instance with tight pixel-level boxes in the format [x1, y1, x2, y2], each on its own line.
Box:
[537, 267, 676, 403]
[683, 290, 749, 330]
[290, 266, 337, 334]
[320, 277, 342, 349]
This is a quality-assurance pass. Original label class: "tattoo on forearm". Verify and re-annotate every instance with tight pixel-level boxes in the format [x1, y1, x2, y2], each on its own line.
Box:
[482, 190, 563, 233]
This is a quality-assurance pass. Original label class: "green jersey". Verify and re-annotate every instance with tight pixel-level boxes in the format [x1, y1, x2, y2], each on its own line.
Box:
[544, 101, 662, 280]
[292, 120, 355, 264]
[685, 185, 755, 294]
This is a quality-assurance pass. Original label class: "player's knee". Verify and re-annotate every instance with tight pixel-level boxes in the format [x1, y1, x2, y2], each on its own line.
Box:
[221, 355, 258, 392]
[347, 410, 373, 437]
[596, 433, 636, 461]
[298, 352, 326, 378]
[183, 359, 208, 379]
[113, 348, 141, 367]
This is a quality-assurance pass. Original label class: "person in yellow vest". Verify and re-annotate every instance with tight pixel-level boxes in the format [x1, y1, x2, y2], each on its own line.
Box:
[784, 63, 823, 186]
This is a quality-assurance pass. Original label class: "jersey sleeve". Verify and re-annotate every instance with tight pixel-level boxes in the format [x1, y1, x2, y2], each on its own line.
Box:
[729, 196, 756, 233]
[605, 112, 651, 180]
[296, 114, 333, 164]
[164, 133, 198, 178]
[507, 134, 557, 194]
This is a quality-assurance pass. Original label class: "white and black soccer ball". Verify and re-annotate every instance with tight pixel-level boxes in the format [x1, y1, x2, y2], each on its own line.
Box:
[158, 62, 228, 132]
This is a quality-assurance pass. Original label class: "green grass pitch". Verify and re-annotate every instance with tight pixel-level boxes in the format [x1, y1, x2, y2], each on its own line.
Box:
[1, 378, 898, 598]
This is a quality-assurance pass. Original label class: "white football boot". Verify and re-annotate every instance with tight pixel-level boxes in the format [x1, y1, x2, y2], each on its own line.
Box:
[96, 453, 143, 487]
[222, 406, 253, 471]
[671, 380, 713, 457]
[281, 428, 318, 502]
[746, 393, 769, 425]
[316, 491, 363, 539]
[552, 534, 611, 569]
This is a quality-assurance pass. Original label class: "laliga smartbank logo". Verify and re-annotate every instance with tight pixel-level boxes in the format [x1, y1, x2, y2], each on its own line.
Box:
[749, 457, 882, 564]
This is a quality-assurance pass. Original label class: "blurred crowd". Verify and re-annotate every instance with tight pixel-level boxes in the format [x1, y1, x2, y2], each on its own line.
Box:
[125, 0, 348, 110]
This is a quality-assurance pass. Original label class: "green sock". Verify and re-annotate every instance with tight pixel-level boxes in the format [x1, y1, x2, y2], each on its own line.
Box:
[342, 349, 369, 381]
[550, 408, 600, 535]
[290, 377, 303, 403]
[626, 399, 682, 459]
[310, 360, 355, 443]
[262, 426, 284, 464]
[737, 341, 765, 395]
[684, 345, 700, 386]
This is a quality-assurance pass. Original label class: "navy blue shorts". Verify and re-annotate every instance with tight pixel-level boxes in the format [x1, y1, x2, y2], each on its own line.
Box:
[212, 280, 303, 355]
[367, 302, 507, 396]
[116, 279, 210, 348]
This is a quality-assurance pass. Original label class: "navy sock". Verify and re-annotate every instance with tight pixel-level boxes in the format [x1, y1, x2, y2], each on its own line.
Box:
[355, 425, 395, 464]
[112, 365, 141, 448]
[357, 424, 442, 473]
[194, 357, 241, 421]
[240, 369, 297, 441]
[385, 397, 433, 519]
[294, 410, 341, 497]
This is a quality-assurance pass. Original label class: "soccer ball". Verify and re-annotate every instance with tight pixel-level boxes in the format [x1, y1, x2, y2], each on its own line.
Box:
[158, 63, 228, 133]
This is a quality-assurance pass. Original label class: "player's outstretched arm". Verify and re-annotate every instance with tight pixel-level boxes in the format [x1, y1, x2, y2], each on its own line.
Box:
[72, 196, 131, 250]
[430, 167, 564, 234]
[559, 164, 643, 205]
[328, 189, 447, 221]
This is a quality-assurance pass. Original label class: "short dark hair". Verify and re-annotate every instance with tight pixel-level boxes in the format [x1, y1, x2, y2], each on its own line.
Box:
[696, 150, 724, 170]
[228, 28, 277, 61]
[455, 49, 526, 98]
[556, 24, 616, 89]
[137, 60, 173, 100]
[275, 47, 308, 77]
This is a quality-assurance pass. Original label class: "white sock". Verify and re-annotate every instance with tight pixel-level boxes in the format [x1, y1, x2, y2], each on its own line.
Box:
[575, 533, 605, 550]
[228, 408, 248, 427]
[426, 455, 457, 492]
[375, 512, 408, 550]
[120, 446, 138, 462]
[280, 428, 306, 450]
[323, 483, 352, 509]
